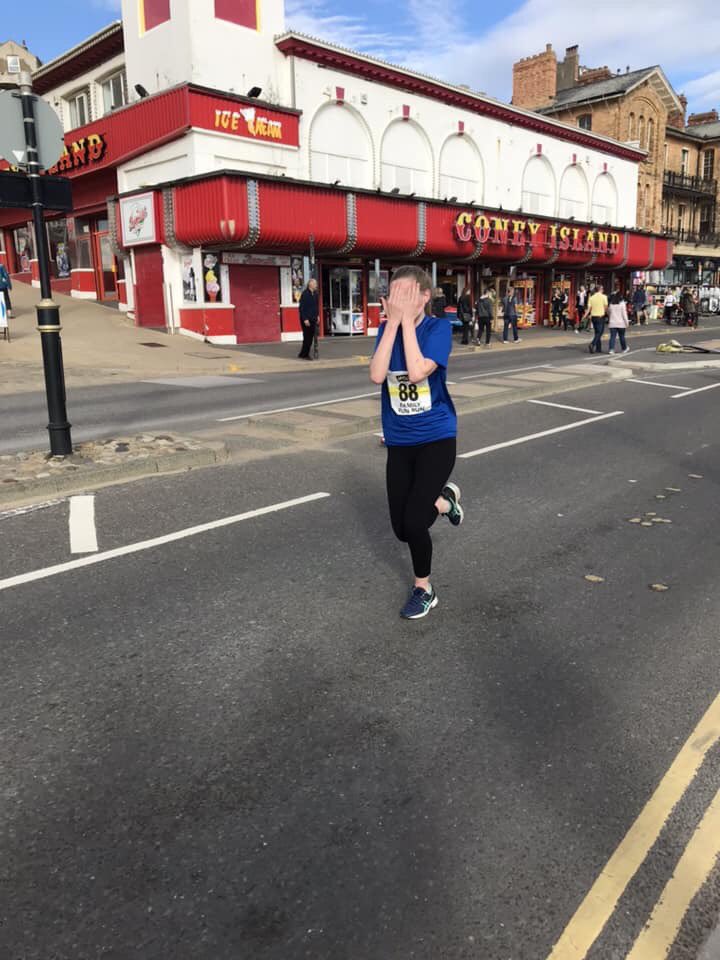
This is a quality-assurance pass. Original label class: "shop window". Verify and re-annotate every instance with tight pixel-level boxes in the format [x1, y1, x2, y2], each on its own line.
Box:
[68, 89, 89, 128]
[703, 150, 715, 181]
[101, 71, 128, 115]
[47, 219, 71, 279]
[578, 114, 592, 131]
[368, 269, 389, 304]
[13, 225, 34, 272]
[68, 217, 93, 270]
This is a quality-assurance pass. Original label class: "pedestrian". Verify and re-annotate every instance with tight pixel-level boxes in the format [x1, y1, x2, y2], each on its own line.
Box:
[476, 285, 494, 347]
[502, 284, 521, 343]
[607, 290, 630, 354]
[576, 284, 588, 332]
[632, 283, 648, 325]
[431, 286, 447, 319]
[584, 283, 608, 353]
[0, 263, 13, 319]
[663, 288, 677, 324]
[551, 288, 562, 327]
[298, 277, 319, 360]
[680, 286, 696, 327]
[369, 265, 463, 621]
[561, 288, 571, 331]
[457, 284, 473, 345]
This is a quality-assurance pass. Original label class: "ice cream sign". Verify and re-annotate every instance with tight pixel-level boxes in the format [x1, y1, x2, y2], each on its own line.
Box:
[214, 106, 284, 142]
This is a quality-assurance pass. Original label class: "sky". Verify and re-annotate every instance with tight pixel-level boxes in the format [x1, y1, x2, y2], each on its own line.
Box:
[4, 0, 720, 114]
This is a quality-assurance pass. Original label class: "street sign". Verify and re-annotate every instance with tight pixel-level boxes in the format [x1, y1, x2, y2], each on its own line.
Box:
[0, 169, 73, 211]
[0, 89, 65, 170]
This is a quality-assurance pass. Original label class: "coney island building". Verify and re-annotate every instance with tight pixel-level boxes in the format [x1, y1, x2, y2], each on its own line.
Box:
[0, 0, 673, 343]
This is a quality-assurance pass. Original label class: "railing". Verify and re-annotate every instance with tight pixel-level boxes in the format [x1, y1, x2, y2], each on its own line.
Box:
[663, 171, 717, 195]
[662, 226, 720, 245]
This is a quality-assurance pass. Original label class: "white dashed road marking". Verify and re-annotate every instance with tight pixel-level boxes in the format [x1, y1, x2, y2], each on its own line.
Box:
[0, 493, 331, 592]
[69, 495, 98, 554]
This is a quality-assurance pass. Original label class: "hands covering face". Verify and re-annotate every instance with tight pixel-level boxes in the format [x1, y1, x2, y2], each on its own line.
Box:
[381, 278, 427, 327]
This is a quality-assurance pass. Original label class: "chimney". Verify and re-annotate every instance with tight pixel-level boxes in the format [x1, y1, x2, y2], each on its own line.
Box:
[668, 94, 688, 129]
[687, 108, 717, 127]
[577, 66, 613, 86]
[512, 44, 558, 109]
[556, 44, 580, 92]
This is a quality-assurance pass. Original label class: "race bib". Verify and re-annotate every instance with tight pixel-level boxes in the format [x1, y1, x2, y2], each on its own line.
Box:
[387, 371, 431, 416]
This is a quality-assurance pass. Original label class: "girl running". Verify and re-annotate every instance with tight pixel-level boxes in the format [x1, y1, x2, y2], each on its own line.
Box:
[370, 265, 463, 620]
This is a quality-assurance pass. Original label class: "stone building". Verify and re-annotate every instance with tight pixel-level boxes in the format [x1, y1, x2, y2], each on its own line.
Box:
[0, 39, 41, 89]
[512, 44, 720, 285]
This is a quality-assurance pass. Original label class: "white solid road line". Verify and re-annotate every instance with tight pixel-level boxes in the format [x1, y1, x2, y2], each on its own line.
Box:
[459, 363, 551, 381]
[627, 378, 689, 390]
[217, 392, 379, 422]
[0, 492, 330, 593]
[671, 382, 720, 399]
[459, 411, 624, 459]
[69, 495, 98, 554]
[528, 400, 604, 415]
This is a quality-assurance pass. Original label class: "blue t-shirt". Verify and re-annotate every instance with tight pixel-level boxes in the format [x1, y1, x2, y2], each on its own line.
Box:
[375, 316, 457, 446]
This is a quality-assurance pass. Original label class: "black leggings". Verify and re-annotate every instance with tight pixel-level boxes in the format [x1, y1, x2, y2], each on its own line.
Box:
[386, 438, 456, 579]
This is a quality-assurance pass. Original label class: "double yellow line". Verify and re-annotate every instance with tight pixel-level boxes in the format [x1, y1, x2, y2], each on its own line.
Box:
[547, 692, 720, 960]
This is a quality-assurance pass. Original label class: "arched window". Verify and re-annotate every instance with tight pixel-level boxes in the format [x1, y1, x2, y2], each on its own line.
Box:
[310, 104, 372, 189]
[628, 112, 636, 141]
[592, 172, 618, 224]
[638, 115, 645, 148]
[521, 155, 556, 216]
[647, 118, 655, 154]
[380, 120, 432, 196]
[558, 164, 589, 219]
[438, 135, 483, 204]
[645, 184, 652, 228]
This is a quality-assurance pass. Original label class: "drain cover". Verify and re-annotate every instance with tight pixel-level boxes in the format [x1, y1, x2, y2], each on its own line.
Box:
[138, 342, 168, 348]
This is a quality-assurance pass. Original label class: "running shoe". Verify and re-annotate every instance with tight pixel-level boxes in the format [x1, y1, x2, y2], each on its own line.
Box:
[442, 482, 464, 526]
[400, 586, 438, 620]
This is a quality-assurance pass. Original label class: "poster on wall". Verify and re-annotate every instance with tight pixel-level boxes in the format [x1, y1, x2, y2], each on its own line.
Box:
[120, 192, 157, 246]
[202, 252, 222, 303]
[182, 255, 197, 302]
[290, 256, 304, 303]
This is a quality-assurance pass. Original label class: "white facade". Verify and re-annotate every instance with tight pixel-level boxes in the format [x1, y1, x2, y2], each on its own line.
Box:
[33, 1, 640, 230]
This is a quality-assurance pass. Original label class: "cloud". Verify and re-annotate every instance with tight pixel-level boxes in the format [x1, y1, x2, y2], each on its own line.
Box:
[683, 69, 720, 112]
[288, 0, 720, 114]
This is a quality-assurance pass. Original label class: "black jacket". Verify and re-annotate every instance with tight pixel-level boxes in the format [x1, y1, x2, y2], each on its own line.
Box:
[476, 295, 494, 320]
[457, 295, 472, 322]
[299, 288, 319, 323]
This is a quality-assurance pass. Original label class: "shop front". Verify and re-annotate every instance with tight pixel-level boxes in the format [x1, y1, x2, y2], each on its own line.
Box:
[140, 171, 672, 344]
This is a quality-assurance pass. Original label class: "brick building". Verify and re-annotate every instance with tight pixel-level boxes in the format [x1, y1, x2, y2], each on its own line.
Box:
[512, 45, 720, 286]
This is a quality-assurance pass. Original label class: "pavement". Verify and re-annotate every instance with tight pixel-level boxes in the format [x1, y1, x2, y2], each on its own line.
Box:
[2, 363, 720, 959]
[4, 280, 720, 395]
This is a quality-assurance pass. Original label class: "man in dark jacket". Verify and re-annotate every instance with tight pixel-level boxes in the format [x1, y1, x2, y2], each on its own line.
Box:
[502, 285, 520, 343]
[475, 286, 494, 346]
[632, 284, 648, 325]
[298, 278, 319, 359]
[457, 286, 473, 345]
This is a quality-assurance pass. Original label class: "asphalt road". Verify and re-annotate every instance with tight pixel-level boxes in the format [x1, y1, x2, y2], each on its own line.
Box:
[2, 321, 720, 453]
[2, 364, 720, 959]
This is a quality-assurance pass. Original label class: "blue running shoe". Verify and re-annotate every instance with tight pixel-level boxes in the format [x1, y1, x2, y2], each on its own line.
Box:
[441, 482, 464, 526]
[400, 586, 438, 620]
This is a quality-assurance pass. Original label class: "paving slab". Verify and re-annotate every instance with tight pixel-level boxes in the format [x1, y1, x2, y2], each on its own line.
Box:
[505, 372, 581, 383]
[448, 383, 513, 398]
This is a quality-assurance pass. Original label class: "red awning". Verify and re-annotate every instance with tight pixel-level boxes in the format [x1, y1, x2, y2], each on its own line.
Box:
[173, 176, 249, 247]
[255, 182, 347, 250]
[354, 196, 418, 256]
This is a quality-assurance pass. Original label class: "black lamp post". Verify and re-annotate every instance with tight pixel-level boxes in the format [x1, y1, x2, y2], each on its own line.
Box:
[19, 71, 72, 456]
